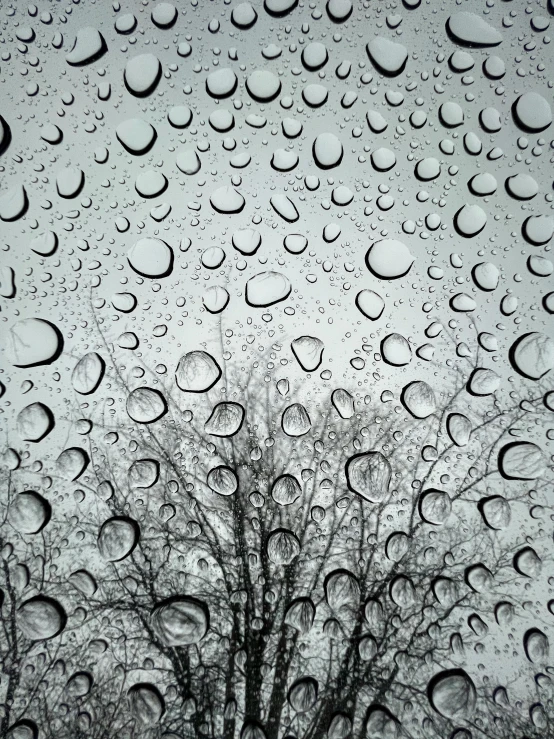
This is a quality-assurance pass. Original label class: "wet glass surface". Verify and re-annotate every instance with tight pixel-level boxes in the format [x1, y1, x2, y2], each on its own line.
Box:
[0, 1, 553, 738]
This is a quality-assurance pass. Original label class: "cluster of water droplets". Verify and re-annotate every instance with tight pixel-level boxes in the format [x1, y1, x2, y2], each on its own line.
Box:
[1, 0, 553, 737]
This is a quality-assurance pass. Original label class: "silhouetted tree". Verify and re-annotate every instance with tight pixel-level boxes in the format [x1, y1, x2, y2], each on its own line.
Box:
[1, 330, 552, 739]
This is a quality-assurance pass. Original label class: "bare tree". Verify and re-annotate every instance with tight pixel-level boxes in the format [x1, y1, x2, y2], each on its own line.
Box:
[1, 326, 552, 739]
